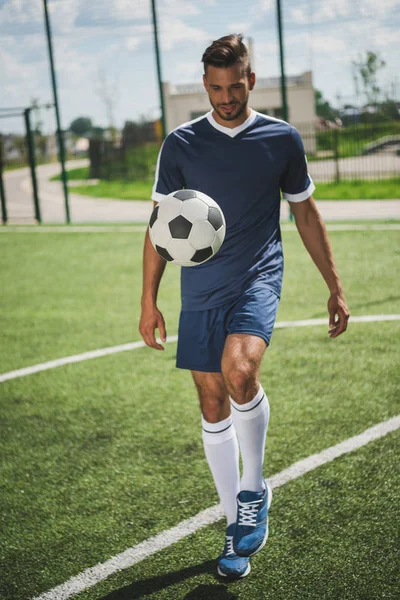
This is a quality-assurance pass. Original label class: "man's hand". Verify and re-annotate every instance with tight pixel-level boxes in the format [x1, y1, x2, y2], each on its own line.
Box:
[139, 306, 167, 350]
[328, 292, 350, 338]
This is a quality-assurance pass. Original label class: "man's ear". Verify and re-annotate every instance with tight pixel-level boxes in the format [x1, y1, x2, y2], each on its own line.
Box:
[203, 73, 208, 91]
[249, 72, 256, 91]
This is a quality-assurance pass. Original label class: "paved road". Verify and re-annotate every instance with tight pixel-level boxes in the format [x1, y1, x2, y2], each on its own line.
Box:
[3, 160, 400, 224]
[308, 152, 400, 181]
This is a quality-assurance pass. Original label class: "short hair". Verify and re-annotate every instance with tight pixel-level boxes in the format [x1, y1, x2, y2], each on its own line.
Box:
[202, 34, 251, 77]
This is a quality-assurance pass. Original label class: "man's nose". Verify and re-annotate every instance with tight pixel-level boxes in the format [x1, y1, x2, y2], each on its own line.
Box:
[220, 89, 232, 104]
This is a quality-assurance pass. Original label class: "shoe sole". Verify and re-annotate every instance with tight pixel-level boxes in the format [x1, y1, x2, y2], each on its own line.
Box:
[217, 562, 251, 579]
[236, 482, 273, 558]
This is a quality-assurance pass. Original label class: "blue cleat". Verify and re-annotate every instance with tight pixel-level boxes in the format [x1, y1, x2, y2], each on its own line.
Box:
[233, 481, 272, 557]
[217, 523, 251, 579]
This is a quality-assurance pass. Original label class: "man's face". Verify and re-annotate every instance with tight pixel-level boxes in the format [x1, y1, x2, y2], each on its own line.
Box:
[203, 64, 255, 126]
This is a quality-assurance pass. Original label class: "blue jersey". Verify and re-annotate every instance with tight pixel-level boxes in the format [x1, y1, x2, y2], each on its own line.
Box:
[152, 109, 315, 311]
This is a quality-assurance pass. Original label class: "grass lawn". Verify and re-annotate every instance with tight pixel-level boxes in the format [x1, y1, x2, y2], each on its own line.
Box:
[51, 167, 400, 200]
[50, 165, 90, 180]
[314, 178, 400, 200]
[66, 176, 400, 201]
[0, 227, 399, 599]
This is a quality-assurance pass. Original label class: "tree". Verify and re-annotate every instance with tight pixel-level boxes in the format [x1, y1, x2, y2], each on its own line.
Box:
[122, 119, 157, 147]
[70, 117, 93, 137]
[122, 121, 141, 146]
[352, 51, 386, 106]
[315, 89, 336, 120]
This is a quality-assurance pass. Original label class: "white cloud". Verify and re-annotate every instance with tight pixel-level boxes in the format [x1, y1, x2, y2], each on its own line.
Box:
[372, 29, 400, 47]
[359, 0, 399, 18]
[49, 0, 80, 33]
[0, 47, 31, 81]
[290, 7, 308, 25]
[160, 0, 200, 17]
[290, 0, 398, 25]
[290, 0, 350, 24]
[124, 38, 141, 52]
[258, 0, 274, 13]
[227, 22, 252, 34]
[308, 35, 347, 54]
[160, 18, 208, 51]
[174, 61, 203, 82]
[75, 0, 151, 26]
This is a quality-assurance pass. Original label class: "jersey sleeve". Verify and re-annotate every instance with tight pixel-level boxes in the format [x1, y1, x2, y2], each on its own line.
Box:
[151, 133, 185, 203]
[280, 127, 315, 203]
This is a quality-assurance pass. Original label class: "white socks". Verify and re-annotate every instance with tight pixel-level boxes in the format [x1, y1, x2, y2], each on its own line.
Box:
[201, 386, 270, 525]
[202, 414, 240, 525]
[230, 385, 270, 492]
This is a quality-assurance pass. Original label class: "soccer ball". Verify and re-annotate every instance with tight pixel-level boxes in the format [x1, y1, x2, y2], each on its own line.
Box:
[149, 189, 226, 267]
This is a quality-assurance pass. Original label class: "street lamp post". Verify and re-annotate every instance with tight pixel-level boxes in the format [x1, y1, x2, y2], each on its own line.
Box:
[42, 0, 70, 223]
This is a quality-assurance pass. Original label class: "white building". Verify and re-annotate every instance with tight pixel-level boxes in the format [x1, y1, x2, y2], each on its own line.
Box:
[163, 71, 316, 154]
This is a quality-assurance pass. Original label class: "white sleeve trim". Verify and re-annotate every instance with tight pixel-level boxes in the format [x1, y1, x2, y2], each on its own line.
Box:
[151, 191, 168, 203]
[282, 178, 315, 203]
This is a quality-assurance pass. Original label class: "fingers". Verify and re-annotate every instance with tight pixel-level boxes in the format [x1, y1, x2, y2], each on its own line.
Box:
[146, 329, 165, 351]
[328, 308, 336, 330]
[157, 313, 167, 343]
[139, 312, 166, 351]
[329, 309, 350, 338]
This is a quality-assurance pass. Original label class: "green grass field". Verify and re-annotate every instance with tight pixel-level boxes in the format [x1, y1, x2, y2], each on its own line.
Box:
[0, 226, 399, 599]
[51, 167, 400, 200]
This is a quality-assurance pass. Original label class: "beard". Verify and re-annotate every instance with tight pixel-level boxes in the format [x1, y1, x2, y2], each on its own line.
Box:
[210, 94, 249, 122]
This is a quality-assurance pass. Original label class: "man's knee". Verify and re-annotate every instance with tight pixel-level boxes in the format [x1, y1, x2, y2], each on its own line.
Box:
[191, 371, 230, 423]
[222, 360, 259, 404]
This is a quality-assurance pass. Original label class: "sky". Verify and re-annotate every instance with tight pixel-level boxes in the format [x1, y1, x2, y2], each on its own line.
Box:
[1, 0, 399, 134]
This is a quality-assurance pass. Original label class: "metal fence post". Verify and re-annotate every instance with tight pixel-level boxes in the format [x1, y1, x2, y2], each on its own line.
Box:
[24, 108, 42, 223]
[333, 127, 340, 184]
[0, 134, 7, 224]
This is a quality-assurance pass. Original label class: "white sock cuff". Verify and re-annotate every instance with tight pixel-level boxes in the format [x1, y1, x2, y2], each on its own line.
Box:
[230, 386, 269, 420]
[202, 414, 236, 445]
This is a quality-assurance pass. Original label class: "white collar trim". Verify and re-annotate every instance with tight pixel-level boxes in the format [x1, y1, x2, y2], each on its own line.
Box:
[206, 108, 257, 138]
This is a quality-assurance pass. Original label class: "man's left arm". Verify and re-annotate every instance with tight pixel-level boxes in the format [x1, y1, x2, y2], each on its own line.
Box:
[289, 196, 350, 338]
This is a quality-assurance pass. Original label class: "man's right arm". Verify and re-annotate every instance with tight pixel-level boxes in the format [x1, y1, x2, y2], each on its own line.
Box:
[139, 215, 167, 351]
[140, 132, 184, 350]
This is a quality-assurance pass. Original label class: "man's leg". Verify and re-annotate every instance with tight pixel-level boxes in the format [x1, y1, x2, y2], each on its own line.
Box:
[221, 334, 272, 557]
[221, 333, 269, 493]
[192, 370, 250, 578]
[191, 370, 240, 526]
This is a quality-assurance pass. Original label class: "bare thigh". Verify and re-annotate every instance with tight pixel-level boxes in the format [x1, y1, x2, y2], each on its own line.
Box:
[221, 333, 267, 404]
[191, 370, 231, 423]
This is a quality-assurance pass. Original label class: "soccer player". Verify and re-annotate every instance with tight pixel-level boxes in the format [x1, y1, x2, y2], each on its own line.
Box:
[139, 34, 350, 579]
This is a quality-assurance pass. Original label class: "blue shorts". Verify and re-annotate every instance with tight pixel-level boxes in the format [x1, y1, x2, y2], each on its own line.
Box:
[176, 282, 280, 373]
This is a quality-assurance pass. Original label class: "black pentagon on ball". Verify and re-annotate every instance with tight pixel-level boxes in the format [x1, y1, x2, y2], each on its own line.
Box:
[173, 189, 197, 200]
[156, 245, 173, 262]
[208, 207, 224, 230]
[169, 215, 192, 238]
[149, 205, 159, 228]
[191, 247, 213, 263]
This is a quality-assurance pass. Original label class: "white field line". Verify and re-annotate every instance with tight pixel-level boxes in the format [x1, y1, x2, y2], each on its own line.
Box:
[0, 224, 400, 233]
[0, 226, 147, 233]
[1, 315, 400, 385]
[33, 414, 400, 600]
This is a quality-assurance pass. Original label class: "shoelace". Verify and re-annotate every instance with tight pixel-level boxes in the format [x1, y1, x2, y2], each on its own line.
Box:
[237, 498, 262, 527]
[224, 535, 235, 556]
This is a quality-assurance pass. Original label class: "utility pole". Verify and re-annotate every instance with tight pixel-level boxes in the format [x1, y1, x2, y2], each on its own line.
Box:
[276, 0, 288, 122]
[0, 135, 7, 224]
[276, 0, 292, 220]
[24, 108, 42, 223]
[43, 0, 70, 223]
[151, 0, 167, 140]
